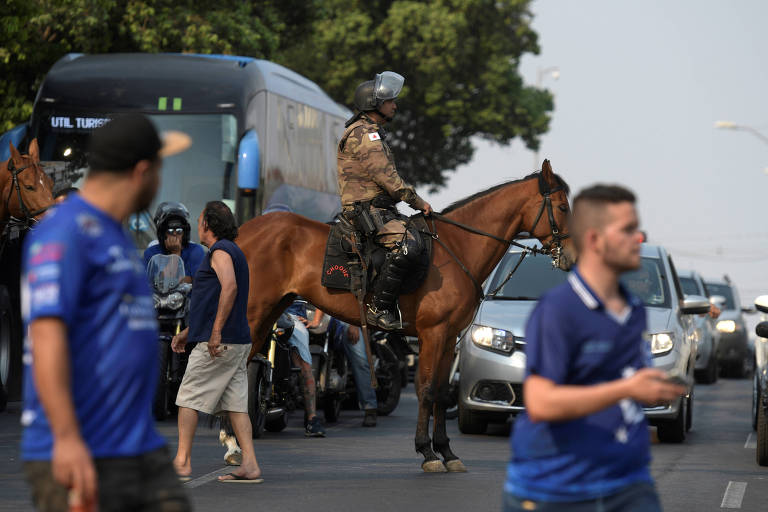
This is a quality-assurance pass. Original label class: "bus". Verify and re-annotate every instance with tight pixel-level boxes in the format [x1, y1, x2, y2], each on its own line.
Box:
[0, 52, 349, 406]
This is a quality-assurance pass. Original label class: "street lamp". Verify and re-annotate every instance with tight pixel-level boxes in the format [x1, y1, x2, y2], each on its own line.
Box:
[714, 120, 768, 146]
[534, 66, 560, 169]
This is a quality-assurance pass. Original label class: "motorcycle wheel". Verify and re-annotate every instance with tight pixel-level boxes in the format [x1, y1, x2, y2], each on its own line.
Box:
[153, 341, 169, 421]
[324, 395, 342, 423]
[374, 342, 402, 416]
[247, 362, 269, 438]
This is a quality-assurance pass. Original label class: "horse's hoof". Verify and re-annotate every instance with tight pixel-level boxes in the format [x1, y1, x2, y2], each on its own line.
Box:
[421, 460, 447, 473]
[225, 451, 242, 466]
[445, 459, 467, 472]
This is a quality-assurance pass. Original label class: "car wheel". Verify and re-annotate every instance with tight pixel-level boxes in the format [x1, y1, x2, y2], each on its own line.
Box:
[458, 402, 488, 435]
[698, 352, 718, 385]
[753, 375, 760, 432]
[685, 389, 694, 433]
[757, 401, 768, 466]
[657, 396, 686, 443]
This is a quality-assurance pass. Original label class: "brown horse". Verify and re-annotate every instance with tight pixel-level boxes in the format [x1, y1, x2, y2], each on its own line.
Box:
[0, 139, 55, 233]
[237, 160, 574, 472]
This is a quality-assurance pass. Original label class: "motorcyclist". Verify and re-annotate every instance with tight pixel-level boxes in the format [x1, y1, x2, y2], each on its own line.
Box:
[337, 71, 432, 330]
[143, 201, 206, 283]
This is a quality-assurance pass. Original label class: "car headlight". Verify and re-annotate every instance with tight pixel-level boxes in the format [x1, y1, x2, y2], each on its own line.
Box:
[716, 320, 736, 333]
[649, 332, 674, 355]
[160, 292, 185, 310]
[470, 324, 515, 354]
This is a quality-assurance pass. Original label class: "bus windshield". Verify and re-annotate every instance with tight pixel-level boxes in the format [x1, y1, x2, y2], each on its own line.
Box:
[36, 112, 238, 247]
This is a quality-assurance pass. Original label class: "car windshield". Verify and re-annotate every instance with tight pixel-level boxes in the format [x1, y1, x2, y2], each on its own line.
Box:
[705, 283, 736, 310]
[620, 257, 671, 308]
[486, 251, 568, 299]
[679, 277, 701, 297]
[35, 111, 238, 248]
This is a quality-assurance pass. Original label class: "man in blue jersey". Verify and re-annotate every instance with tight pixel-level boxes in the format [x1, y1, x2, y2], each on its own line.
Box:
[171, 201, 262, 483]
[21, 114, 192, 511]
[143, 202, 206, 281]
[504, 185, 687, 512]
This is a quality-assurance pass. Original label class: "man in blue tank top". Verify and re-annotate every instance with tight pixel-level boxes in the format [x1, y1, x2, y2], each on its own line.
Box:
[504, 185, 687, 512]
[170, 201, 262, 483]
[21, 114, 192, 511]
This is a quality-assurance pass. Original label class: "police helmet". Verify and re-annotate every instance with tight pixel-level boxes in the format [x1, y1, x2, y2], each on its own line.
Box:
[353, 71, 405, 112]
[154, 201, 191, 248]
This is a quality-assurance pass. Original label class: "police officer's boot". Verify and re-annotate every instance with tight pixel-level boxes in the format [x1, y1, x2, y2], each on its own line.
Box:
[367, 251, 410, 331]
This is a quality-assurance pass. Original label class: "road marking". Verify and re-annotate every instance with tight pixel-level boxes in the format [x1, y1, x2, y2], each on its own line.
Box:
[721, 481, 747, 509]
[183, 467, 232, 488]
[745, 433, 756, 449]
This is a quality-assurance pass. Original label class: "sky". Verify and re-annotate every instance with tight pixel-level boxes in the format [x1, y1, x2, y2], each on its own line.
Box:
[417, 0, 768, 322]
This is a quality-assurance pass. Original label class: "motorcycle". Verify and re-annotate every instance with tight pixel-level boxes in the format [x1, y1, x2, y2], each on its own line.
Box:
[342, 330, 403, 416]
[309, 315, 349, 423]
[147, 253, 192, 420]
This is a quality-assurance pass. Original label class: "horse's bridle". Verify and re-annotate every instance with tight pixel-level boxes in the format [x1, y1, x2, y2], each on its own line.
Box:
[425, 175, 571, 301]
[4, 158, 50, 228]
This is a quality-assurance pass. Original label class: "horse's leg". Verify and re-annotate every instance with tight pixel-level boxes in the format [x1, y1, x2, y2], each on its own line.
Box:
[432, 341, 466, 472]
[415, 337, 446, 472]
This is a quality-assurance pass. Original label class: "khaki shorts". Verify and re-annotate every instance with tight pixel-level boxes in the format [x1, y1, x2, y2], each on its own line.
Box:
[175, 343, 251, 415]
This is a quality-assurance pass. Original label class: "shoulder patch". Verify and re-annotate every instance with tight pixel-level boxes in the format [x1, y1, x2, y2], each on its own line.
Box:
[368, 132, 381, 142]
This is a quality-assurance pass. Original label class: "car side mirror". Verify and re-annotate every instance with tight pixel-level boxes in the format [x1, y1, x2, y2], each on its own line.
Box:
[755, 295, 768, 314]
[742, 306, 757, 314]
[681, 295, 711, 315]
[710, 295, 727, 308]
[756, 321, 768, 338]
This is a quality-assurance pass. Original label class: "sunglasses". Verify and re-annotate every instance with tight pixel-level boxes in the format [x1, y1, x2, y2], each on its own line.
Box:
[166, 227, 184, 236]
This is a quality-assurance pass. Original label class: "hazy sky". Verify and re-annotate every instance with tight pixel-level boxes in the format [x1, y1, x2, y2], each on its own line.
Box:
[418, 0, 768, 315]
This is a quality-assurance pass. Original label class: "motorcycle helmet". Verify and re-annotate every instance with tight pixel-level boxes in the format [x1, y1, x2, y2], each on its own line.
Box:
[154, 201, 191, 249]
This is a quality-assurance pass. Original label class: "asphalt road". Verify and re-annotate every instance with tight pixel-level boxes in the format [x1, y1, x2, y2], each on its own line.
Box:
[1, 378, 766, 511]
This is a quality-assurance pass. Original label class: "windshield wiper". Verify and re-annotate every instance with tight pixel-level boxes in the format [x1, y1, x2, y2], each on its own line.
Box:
[488, 295, 538, 301]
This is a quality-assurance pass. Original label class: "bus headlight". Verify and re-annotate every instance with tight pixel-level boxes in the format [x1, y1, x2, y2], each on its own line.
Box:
[470, 325, 515, 354]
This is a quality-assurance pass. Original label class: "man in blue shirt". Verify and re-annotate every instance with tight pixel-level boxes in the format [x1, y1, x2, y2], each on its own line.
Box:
[505, 185, 687, 512]
[21, 114, 191, 511]
[143, 201, 206, 280]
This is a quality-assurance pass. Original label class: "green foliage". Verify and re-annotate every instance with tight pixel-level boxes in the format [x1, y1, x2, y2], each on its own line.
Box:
[1, 0, 552, 188]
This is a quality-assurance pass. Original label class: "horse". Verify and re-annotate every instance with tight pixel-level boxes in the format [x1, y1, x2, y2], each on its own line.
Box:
[237, 160, 574, 472]
[0, 139, 55, 234]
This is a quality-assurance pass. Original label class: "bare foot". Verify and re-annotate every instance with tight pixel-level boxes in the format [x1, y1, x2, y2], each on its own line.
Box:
[218, 463, 261, 482]
[173, 457, 191, 478]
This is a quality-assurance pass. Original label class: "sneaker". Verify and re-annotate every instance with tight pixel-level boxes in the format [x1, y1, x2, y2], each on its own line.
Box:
[305, 416, 326, 437]
[362, 409, 377, 427]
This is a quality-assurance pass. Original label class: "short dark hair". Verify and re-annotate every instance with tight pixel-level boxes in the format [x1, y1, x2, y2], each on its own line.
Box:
[570, 184, 637, 253]
[203, 201, 238, 241]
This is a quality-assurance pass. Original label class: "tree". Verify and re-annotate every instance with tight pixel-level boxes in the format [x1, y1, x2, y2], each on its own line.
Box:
[1, 0, 551, 189]
[279, 0, 553, 188]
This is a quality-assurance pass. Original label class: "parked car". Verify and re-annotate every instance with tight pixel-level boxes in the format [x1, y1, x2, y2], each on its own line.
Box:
[704, 277, 752, 378]
[678, 270, 720, 384]
[620, 244, 710, 443]
[457, 240, 568, 434]
[752, 296, 768, 465]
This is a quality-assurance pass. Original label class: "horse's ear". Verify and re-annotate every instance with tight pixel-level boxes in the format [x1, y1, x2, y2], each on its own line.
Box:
[28, 139, 40, 162]
[9, 141, 22, 163]
[541, 159, 553, 180]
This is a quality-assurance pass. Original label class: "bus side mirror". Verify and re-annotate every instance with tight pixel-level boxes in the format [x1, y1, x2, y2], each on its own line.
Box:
[237, 130, 260, 190]
[0, 124, 29, 161]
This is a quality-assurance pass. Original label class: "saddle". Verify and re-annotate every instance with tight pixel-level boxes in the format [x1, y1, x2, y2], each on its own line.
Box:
[321, 213, 432, 294]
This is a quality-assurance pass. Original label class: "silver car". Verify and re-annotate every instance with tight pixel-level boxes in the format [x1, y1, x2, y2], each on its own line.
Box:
[457, 240, 567, 434]
[704, 277, 752, 378]
[678, 269, 720, 384]
[620, 244, 710, 443]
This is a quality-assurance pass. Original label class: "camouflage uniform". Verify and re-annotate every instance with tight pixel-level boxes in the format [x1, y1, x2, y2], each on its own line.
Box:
[337, 114, 426, 249]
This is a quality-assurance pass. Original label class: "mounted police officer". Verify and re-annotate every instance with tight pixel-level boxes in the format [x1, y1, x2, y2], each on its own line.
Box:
[337, 71, 432, 330]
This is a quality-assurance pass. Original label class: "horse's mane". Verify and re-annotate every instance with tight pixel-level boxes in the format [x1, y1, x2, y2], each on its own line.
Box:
[440, 171, 570, 214]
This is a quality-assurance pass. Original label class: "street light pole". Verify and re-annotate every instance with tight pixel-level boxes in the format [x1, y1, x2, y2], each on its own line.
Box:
[534, 66, 560, 169]
[714, 120, 768, 146]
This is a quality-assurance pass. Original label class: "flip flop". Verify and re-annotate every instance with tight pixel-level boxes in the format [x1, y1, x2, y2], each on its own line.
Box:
[218, 473, 264, 484]
[178, 476, 192, 483]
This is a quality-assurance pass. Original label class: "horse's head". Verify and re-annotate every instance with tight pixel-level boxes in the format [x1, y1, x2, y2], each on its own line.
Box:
[521, 160, 575, 271]
[1, 139, 55, 226]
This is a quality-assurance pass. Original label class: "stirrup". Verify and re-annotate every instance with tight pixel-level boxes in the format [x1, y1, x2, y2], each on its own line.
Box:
[366, 305, 408, 331]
